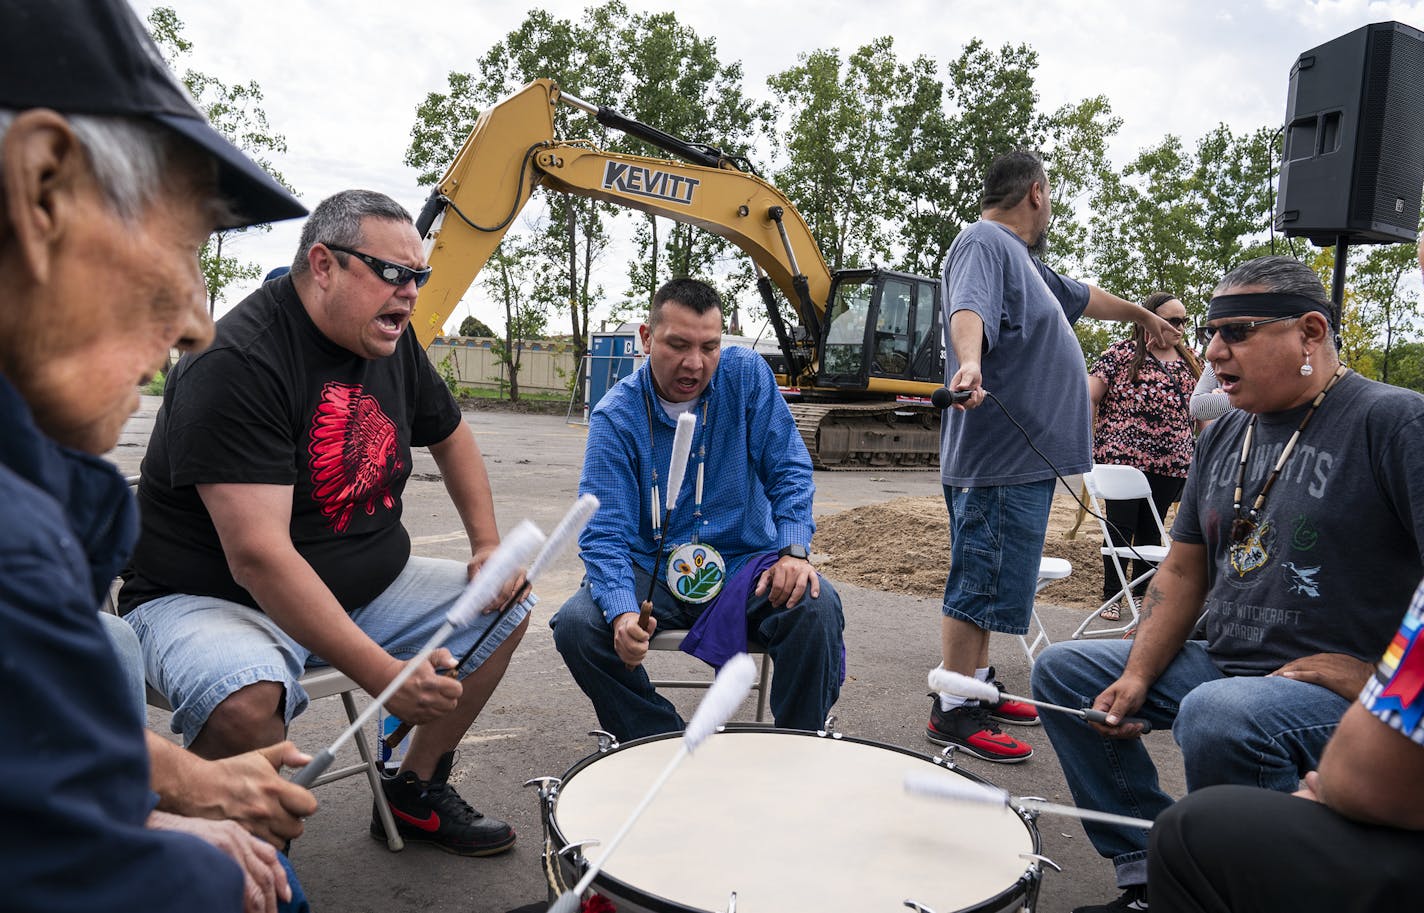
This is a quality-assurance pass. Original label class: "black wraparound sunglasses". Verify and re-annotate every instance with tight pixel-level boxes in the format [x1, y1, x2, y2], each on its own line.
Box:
[1164, 316, 1190, 328]
[325, 243, 432, 289]
[1195, 313, 1302, 347]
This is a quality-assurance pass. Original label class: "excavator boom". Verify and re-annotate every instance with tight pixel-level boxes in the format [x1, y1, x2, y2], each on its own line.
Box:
[414, 79, 946, 468]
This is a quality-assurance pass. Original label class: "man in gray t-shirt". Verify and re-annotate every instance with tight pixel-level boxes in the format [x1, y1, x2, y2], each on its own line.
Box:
[1031, 255, 1424, 913]
[927, 150, 1173, 764]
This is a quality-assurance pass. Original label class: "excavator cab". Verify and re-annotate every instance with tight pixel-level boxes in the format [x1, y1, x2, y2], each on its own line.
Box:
[818, 269, 945, 391]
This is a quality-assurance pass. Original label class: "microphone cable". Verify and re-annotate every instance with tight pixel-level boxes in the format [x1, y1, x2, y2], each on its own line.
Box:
[936, 386, 1166, 574]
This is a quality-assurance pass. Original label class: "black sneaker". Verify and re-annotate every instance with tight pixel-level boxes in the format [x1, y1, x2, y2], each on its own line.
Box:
[1073, 885, 1148, 912]
[925, 695, 1033, 763]
[983, 666, 1040, 726]
[370, 750, 516, 856]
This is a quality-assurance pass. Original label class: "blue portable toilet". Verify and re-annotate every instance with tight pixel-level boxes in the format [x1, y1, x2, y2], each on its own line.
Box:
[587, 323, 641, 413]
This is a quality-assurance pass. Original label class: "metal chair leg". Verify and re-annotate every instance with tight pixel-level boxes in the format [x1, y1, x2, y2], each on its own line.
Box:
[342, 690, 403, 852]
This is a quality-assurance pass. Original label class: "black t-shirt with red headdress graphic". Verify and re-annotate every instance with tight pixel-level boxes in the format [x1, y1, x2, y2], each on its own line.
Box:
[118, 275, 461, 615]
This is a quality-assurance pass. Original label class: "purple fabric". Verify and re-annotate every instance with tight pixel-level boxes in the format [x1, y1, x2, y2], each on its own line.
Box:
[680, 552, 779, 667]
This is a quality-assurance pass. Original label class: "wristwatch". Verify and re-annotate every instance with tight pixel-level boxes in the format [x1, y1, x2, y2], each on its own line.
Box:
[778, 543, 809, 560]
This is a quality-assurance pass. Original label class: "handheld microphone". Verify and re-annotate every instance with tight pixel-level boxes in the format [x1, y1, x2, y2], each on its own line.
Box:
[931, 387, 974, 409]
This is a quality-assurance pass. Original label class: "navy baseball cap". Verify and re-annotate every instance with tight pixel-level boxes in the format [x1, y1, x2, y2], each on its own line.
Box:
[0, 0, 307, 229]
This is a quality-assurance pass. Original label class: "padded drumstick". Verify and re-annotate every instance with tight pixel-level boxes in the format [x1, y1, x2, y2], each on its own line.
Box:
[636, 412, 698, 638]
[904, 770, 1155, 831]
[928, 668, 1153, 734]
[663, 412, 697, 513]
[547, 654, 757, 913]
[291, 521, 545, 788]
[383, 498, 600, 751]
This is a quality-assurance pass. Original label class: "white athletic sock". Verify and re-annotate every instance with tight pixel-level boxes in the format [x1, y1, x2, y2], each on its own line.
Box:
[975, 666, 992, 682]
[936, 665, 971, 712]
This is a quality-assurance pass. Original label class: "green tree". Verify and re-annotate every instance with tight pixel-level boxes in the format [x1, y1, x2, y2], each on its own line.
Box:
[458, 315, 496, 337]
[405, 4, 626, 406]
[1348, 238, 1421, 383]
[146, 7, 295, 315]
[610, 8, 768, 303]
[484, 235, 549, 402]
[767, 37, 905, 272]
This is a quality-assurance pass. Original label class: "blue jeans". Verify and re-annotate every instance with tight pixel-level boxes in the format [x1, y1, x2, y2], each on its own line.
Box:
[942, 480, 1056, 635]
[128, 556, 527, 744]
[550, 565, 844, 740]
[1030, 639, 1350, 887]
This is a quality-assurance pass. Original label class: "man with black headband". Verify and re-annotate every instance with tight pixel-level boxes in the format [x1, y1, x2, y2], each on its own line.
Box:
[1033, 254, 1424, 913]
[1146, 237, 1424, 913]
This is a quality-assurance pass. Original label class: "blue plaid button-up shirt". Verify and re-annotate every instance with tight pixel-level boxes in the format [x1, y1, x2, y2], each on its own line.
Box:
[577, 345, 816, 622]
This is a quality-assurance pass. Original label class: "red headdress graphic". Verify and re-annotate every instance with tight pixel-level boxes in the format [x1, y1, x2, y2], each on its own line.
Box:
[308, 382, 402, 532]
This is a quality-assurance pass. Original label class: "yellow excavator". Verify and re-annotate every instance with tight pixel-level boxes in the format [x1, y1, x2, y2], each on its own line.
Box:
[413, 79, 946, 468]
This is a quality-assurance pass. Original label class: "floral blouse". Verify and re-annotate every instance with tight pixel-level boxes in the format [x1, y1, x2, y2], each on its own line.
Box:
[1090, 340, 1196, 478]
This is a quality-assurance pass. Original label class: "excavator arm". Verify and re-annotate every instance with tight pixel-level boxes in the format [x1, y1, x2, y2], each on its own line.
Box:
[413, 79, 830, 384]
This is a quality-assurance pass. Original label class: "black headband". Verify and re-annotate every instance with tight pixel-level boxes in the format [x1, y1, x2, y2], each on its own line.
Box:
[1207, 292, 1336, 328]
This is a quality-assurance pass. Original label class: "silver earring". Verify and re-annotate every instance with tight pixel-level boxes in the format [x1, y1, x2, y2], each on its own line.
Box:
[1300, 354, 1314, 377]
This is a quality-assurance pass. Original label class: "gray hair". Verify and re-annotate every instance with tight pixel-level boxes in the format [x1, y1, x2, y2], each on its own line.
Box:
[291, 189, 414, 275]
[0, 108, 221, 223]
[1216, 255, 1330, 303]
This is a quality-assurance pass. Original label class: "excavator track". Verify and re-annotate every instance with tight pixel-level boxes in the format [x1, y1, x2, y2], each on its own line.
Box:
[791, 401, 941, 470]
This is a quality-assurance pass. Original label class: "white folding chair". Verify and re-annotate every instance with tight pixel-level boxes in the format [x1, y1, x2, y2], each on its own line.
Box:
[1020, 556, 1071, 665]
[1072, 464, 1170, 640]
[646, 630, 774, 724]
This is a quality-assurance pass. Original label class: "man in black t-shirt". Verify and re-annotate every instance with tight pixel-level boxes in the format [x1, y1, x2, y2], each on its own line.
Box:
[121, 189, 527, 857]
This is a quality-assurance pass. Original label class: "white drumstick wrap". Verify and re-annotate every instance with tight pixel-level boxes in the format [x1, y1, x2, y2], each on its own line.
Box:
[928, 667, 1000, 704]
[445, 520, 545, 627]
[683, 652, 758, 752]
[525, 495, 599, 584]
[903, 770, 1010, 808]
[663, 412, 697, 511]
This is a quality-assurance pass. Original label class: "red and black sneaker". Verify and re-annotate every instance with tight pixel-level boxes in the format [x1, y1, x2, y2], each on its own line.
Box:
[926, 695, 1033, 763]
[985, 666, 1040, 726]
[370, 750, 516, 856]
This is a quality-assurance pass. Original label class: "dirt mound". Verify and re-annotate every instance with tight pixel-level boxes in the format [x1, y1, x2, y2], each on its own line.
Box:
[814, 495, 1110, 610]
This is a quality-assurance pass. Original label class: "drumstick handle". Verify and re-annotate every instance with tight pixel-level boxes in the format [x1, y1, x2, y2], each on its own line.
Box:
[572, 743, 689, 898]
[1003, 691, 1153, 734]
[382, 593, 536, 751]
[1018, 798, 1154, 831]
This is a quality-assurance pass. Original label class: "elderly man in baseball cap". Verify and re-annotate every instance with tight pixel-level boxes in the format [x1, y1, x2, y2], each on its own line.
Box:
[0, 2, 313, 911]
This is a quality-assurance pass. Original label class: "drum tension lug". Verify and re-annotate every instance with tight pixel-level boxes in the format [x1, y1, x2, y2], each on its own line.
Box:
[522, 775, 561, 800]
[935, 744, 959, 768]
[559, 839, 599, 862]
[1019, 852, 1063, 873]
[1014, 796, 1049, 822]
[723, 890, 738, 913]
[902, 900, 939, 913]
[589, 729, 620, 752]
[818, 713, 838, 735]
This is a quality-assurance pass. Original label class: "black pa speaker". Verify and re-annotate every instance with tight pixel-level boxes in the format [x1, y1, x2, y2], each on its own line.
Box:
[1275, 21, 1424, 245]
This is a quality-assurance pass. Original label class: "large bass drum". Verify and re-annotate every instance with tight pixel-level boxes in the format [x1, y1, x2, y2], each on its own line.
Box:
[538, 727, 1043, 912]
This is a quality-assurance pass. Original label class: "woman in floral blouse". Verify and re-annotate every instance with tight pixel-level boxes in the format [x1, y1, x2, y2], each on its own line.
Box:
[1088, 292, 1202, 619]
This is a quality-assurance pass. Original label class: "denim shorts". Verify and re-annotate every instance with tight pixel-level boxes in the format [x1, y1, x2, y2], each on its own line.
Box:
[126, 556, 528, 744]
[941, 479, 1056, 635]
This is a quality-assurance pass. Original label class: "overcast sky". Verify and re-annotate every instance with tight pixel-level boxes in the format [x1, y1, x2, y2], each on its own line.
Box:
[130, 0, 1424, 332]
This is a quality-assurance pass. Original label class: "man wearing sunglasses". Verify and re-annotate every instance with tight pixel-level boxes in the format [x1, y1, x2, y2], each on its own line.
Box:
[120, 190, 528, 858]
[1032, 255, 1424, 913]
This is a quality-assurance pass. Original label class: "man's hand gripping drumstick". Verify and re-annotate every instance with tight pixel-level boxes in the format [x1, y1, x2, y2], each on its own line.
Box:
[290, 521, 546, 788]
[623, 411, 696, 669]
[381, 495, 601, 752]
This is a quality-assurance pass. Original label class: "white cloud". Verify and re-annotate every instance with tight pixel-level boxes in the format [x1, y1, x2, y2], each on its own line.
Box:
[128, 0, 1424, 331]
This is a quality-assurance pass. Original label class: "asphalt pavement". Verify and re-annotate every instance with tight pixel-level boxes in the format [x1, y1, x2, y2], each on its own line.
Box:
[106, 397, 1188, 913]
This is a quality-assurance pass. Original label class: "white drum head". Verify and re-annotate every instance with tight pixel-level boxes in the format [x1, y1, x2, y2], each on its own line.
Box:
[553, 730, 1036, 912]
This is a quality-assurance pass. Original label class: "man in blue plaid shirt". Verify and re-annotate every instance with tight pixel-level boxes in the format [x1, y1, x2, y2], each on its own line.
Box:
[551, 278, 845, 739]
